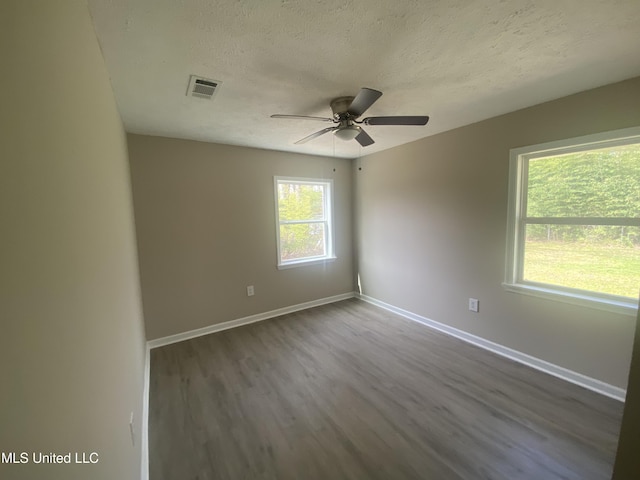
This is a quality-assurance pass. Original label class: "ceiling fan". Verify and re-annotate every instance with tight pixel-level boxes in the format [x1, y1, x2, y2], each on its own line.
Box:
[271, 88, 429, 147]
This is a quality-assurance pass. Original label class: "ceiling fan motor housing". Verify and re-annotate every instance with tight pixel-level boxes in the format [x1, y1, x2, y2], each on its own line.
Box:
[330, 96, 355, 120]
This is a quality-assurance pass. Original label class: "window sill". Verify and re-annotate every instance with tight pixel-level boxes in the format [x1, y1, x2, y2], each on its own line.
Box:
[502, 282, 638, 316]
[277, 256, 336, 270]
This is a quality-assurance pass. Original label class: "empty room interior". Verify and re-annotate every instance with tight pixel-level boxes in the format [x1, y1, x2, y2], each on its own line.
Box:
[3, 1, 640, 479]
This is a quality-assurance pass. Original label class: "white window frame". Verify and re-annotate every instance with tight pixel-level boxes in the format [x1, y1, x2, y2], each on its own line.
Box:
[274, 176, 336, 269]
[504, 126, 640, 315]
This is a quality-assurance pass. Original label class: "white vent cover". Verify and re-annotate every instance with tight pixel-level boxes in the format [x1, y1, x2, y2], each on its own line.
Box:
[186, 75, 221, 100]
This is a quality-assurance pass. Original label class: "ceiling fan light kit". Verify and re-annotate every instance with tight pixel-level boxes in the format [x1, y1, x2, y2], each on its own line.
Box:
[334, 124, 361, 141]
[271, 87, 429, 147]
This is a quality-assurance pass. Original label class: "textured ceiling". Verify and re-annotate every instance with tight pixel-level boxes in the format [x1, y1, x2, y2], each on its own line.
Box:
[88, 0, 640, 158]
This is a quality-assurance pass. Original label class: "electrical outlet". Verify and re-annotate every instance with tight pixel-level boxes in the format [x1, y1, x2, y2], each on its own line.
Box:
[247, 285, 255, 296]
[469, 298, 479, 313]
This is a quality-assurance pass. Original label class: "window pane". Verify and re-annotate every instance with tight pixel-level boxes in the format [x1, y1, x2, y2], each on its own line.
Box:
[523, 224, 640, 298]
[527, 144, 640, 218]
[279, 223, 326, 261]
[278, 183, 326, 221]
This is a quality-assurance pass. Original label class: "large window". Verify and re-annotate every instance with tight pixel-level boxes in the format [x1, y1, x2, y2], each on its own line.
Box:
[274, 176, 335, 269]
[505, 127, 640, 313]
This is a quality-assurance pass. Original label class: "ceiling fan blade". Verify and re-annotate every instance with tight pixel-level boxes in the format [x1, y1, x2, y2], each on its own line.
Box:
[271, 114, 333, 122]
[355, 128, 375, 147]
[347, 88, 383, 117]
[363, 116, 429, 126]
[294, 127, 338, 144]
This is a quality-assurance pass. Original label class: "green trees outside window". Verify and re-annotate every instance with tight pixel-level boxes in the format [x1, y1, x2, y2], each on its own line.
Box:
[275, 178, 333, 266]
[522, 143, 640, 299]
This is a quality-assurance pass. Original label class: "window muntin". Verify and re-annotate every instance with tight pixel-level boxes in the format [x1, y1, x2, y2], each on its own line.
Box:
[505, 127, 640, 313]
[274, 177, 334, 268]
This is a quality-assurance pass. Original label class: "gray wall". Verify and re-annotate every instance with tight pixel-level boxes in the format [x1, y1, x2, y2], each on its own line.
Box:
[355, 77, 640, 389]
[128, 135, 354, 340]
[0, 1, 146, 479]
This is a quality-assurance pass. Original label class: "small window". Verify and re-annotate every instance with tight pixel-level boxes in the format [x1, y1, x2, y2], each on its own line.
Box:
[274, 176, 335, 269]
[504, 127, 640, 314]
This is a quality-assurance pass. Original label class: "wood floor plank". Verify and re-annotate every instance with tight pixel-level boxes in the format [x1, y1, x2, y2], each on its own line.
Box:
[149, 299, 623, 480]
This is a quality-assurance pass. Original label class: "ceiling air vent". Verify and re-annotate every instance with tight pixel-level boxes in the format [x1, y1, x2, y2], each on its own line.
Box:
[186, 75, 221, 100]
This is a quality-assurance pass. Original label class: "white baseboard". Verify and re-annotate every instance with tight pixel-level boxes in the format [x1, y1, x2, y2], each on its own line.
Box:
[147, 292, 356, 349]
[357, 293, 626, 402]
[140, 344, 150, 480]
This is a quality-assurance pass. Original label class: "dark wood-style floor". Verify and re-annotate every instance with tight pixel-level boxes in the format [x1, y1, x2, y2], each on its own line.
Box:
[149, 299, 623, 480]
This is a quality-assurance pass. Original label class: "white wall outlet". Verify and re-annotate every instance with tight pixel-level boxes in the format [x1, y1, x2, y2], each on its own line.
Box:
[469, 298, 479, 312]
[247, 285, 255, 296]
